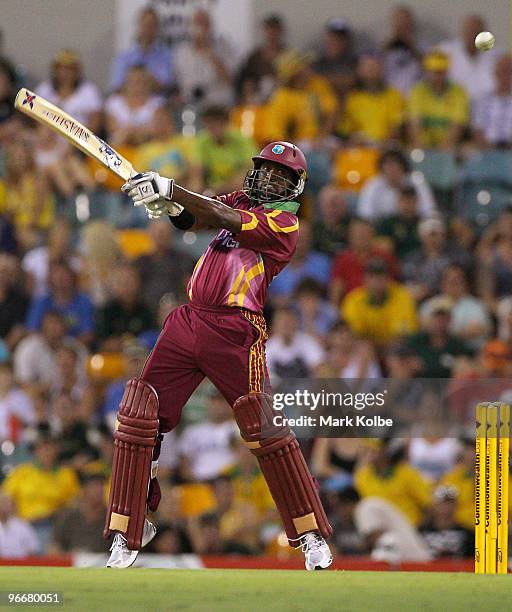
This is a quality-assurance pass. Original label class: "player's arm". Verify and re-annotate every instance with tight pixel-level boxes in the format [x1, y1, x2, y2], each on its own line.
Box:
[121, 172, 241, 233]
[172, 184, 241, 233]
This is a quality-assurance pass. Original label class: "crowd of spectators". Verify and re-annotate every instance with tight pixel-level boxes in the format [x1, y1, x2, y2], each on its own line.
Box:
[1, 5, 512, 563]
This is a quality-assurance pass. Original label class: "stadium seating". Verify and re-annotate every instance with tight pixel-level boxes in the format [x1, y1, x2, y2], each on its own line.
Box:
[410, 149, 458, 192]
[86, 353, 125, 382]
[455, 151, 512, 224]
[117, 228, 155, 259]
[333, 147, 379, 192]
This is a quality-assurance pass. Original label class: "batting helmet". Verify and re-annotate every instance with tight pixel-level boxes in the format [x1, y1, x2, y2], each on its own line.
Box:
[243, 141, 307, 204]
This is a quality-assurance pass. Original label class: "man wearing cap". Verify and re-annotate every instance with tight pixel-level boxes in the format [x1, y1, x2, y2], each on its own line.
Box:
[376, 183, 422, 258]
[341, 257, 418, 346]
[264, 50, 338, 141]
[403, 216, 473, 302]
[419, 485, 473, 559]
[105, 141, 333, 570]
[407, 296, 473, 378]
[408, 49, 469, 149]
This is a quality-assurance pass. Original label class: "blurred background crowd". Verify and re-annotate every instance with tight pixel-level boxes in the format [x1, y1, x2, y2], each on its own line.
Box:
[1, 4, 512, 564]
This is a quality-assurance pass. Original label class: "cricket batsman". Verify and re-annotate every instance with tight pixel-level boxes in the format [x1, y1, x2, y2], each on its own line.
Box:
[105, 141, 333, 570]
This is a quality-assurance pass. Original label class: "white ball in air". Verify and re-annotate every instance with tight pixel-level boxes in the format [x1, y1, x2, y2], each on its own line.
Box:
[475, 31, 495, 51]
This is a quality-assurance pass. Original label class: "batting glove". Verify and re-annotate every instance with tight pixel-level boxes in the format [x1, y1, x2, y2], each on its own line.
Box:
[122, 172, 183, 218]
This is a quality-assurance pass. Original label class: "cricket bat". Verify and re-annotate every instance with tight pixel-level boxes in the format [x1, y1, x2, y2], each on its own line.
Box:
[14, 87, 137, 181]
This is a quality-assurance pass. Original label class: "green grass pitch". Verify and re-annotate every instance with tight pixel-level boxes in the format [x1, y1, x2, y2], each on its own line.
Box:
[0, 568, 509, 612]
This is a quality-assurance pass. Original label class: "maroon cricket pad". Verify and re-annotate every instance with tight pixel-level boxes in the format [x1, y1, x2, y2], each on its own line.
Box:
[104, 378, 159, 550]
[232, 392, 332, 541]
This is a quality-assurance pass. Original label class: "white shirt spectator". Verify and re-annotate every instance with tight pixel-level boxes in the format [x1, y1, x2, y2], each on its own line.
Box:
[174, 38, 237, 107]
[178, 420, 237, 481]
[0, 388, 36, 441]
[104, 94, 164, 130]
[341, 358, 381, 379]
[473, 91, 512, 146]
[357, 175, 436, 221]
[439, 39, 498, 101]
[159, 430, 179, 471]
[266, 332, 325, 379]
[355, 497, 431, 562]
[36, 80, 102, 127]
[13, 334, 58, 388]
[0, 516, 39, 557]
[22, 246, 81, 298]
[408, 437, 460, 481]
[420, 295, 491, 349]
[497, 296, 512, 342]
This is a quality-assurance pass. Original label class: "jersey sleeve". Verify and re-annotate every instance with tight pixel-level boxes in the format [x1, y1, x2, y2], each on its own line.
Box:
[235, 209, 299, 261]
[215, 192, 242, 208]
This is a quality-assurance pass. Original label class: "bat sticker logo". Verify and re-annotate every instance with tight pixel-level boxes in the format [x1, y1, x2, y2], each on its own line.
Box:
[22, 92, 36, 109]
[97, 137, 122, 170]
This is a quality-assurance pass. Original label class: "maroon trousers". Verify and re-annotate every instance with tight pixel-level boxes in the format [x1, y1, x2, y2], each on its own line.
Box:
[138, 302, 333, 542]
[141, 303, 269, 432]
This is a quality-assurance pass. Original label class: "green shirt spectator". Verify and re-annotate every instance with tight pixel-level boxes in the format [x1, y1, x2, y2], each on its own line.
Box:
[407, 297, 473, 378]
[194, 105, 257, 192]
[408, 50, 469, 149]
[376, 183, 421, 258]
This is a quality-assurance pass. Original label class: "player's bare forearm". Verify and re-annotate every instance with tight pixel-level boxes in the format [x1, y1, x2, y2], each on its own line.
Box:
[172, 184, 242, 233]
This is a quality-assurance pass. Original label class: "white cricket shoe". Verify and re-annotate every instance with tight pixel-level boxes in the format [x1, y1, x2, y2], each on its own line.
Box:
[300, 532, 333, 571]
[106, 519, 157, 568]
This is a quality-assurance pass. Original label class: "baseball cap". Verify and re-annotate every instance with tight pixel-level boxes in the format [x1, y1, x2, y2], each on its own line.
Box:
[423, 50, 450, 72]
[53, 49, 81, 66]
[433, 485, 458, 502]
[275, 50, 312, 81]
[428, 296, 453, 315]
[326, 18, 351, 34]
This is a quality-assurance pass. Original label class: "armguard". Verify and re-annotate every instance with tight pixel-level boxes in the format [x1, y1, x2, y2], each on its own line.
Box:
[232, 392, 332, 543]
[104, 378, 159, 550]
[169, 207, 196, 230]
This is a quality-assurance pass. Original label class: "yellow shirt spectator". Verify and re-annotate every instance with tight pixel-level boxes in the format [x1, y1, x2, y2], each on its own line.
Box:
[342, 280, 418, 345]
[2, 462, 80, 522]
[354, 461, 432, 526]
[343, 86, 404, 143]
[264, 87, 319, 142]
[440, 464, 474, 530]
[228, 467, 275, 517]
[408, 80, 469, 148]
[230, 105, 269, 147]
[306, 74, 338, 119]
[0, 175, 54, 231]
[441, 464, 512, 531]
[135, 135, 197, 181]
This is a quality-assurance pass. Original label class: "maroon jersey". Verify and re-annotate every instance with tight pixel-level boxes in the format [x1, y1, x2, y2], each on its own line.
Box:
[187, 191, 299, 313]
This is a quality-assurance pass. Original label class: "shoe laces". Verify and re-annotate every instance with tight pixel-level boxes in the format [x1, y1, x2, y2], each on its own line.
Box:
[110, 532, 128, 552]
[291, 532, 323, 554]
